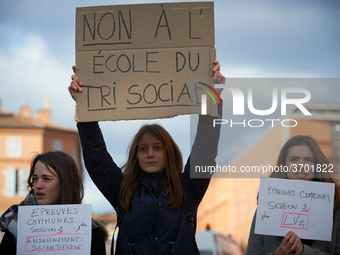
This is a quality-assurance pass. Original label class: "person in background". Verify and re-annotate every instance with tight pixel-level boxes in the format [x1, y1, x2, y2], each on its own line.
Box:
[0, 151, 108, 255]
[68, 60, 225, 254]
[246, 135, 340, 255]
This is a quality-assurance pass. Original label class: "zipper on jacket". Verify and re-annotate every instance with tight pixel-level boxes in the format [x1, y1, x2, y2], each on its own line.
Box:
[169, 241, 176, 254]
[128, 243, 134, 255]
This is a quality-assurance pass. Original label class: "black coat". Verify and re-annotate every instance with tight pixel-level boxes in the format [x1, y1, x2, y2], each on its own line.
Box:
[77, 114, 221, 255]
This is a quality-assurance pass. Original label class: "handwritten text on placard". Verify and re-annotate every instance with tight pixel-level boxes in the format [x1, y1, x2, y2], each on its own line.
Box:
[75, 2, 217, 122]
[255, 178, 334, 241]
[17, 204, 92, 254]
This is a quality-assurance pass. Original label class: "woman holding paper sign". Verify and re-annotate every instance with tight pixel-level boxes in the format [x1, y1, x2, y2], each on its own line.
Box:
[0, 151, 108, 255]
[68, 61, 225, 254]
[246, 135, 340, 255]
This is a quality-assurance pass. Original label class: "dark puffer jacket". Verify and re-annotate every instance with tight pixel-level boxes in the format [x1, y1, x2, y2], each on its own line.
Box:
[77, 113, 221, 254]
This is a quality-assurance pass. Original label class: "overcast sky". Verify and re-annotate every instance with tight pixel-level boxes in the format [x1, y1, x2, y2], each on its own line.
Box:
[1, 0, 339, 213]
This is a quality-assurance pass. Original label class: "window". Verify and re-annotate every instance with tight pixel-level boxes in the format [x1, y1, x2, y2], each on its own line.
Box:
[4, 168, 16, 197]
[18, 168, 29, 196]
[6, 136, 22, 158]
[53, 140, 63, 151]
[4, 168, 29, 197]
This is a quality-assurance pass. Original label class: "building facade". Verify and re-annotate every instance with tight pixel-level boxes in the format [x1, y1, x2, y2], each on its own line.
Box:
[0, 100, 82, 213]
[197, 104, 340, 249]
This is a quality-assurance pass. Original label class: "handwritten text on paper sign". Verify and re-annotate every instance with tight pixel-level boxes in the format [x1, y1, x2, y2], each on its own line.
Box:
[17, 204, 92, 254]
[255, 178, 335, 241]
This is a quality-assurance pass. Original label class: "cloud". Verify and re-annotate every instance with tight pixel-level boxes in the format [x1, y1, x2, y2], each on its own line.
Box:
[1, 0, 339, 214]
[215, 0, 340, 77]
[0, 32, 75, 126]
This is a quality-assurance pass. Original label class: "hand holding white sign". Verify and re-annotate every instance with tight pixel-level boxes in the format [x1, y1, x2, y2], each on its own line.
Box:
[255, 177, 335, 241]
[17, 204, 92, 255]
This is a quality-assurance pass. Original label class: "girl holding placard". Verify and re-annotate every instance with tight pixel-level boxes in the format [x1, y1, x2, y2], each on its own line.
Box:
[68, 61, 225, 254]
[0, 151, 108, 254]
[246, 135, 340, 255]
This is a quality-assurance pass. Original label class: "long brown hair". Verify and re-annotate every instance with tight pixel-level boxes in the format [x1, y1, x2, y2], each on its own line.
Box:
[28, 151, 84, 204]
[119, 124, 183, 211]
[270, 135, 340, 209]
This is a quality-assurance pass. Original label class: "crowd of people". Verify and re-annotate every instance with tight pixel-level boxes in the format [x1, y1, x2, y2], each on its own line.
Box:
[1, 60, 339, 255]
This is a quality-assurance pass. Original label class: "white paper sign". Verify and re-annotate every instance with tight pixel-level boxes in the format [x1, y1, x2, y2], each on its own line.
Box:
[17, 204, 92, 254]
[255, 178, 335, 241]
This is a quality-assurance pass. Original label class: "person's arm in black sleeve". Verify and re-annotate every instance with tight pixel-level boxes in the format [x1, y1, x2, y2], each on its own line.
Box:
[77, 121, 123, 210]
[69, 65, 123, 210]
[182, 103, 222, 205]
[182, 60, 224, 205]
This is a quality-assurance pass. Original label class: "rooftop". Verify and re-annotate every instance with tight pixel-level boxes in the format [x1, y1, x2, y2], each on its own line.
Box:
[0, 98, 76, 133]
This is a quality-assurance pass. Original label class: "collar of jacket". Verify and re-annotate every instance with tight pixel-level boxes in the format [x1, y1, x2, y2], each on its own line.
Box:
[140, 171, 162, 192]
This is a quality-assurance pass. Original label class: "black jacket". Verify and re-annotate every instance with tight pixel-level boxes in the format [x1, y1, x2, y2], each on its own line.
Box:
[77, 113, 221, 254]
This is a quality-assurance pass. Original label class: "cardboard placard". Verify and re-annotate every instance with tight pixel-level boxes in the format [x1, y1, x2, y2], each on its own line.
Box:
[75, 2, 217, 122]
[17, 204, 92, 254]
[255, 178, 335, 241]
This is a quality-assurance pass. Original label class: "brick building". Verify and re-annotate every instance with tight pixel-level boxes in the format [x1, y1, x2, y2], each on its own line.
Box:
[0, 99, 82, 213]
[197, 104, 340, 249]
